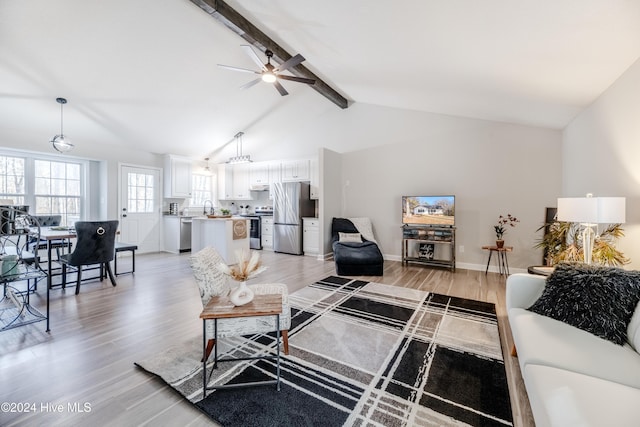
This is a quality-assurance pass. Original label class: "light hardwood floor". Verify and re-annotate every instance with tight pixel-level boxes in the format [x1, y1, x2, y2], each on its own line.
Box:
[0, 251, 534, 427]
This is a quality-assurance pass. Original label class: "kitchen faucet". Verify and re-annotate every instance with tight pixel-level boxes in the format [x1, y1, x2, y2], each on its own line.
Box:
[203, 200, 214, 215]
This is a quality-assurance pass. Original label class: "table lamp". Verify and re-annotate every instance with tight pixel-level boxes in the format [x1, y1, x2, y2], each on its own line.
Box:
[557, 194, 625, 264]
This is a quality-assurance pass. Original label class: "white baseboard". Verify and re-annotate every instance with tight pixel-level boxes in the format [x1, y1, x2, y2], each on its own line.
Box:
[319, 252, 526, 275]
[383, 254, 526, 274]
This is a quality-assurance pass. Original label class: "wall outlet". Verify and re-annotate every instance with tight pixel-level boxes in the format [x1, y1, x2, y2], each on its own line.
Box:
[459, 245, 464, 253]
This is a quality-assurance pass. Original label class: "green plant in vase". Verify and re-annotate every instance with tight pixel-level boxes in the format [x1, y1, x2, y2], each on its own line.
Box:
[494, 214, 519, 248]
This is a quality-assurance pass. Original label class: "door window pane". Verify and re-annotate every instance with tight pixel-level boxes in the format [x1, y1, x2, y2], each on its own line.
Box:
[127, 172, 154, 213]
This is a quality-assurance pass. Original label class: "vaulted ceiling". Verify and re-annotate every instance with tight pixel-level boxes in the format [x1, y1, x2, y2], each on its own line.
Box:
[1, 0, 639, 162]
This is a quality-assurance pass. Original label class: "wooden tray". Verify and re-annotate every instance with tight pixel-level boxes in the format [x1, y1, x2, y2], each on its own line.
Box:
[207, 214, 232, 218]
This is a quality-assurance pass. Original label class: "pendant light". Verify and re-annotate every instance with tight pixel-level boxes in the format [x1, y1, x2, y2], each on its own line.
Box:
[226, 132, 252, 164]
[50, 97, 74, 153]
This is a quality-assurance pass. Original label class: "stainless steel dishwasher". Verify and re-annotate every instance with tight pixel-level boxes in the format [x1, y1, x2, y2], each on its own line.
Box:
[179, 217, 192, 252]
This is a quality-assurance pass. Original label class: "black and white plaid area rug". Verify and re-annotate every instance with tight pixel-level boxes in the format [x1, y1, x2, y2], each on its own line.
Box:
[135, 276, 513, 427]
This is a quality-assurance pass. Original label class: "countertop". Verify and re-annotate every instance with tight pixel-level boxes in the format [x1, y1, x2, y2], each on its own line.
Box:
[163, 213, 196, 218]
[192, 216, 247, 220]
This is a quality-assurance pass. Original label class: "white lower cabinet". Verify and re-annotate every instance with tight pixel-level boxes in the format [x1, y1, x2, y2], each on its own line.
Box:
[261, 216, 273, 251]
[302, 217, 319, 256]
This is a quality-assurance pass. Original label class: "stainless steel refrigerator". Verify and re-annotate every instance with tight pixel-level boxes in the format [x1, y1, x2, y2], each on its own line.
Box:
[273, 181, 315, 255]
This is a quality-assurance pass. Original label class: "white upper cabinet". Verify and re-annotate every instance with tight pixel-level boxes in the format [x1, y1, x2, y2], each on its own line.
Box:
[232, 163, 252, 200]
[217, 163, 252, 201]
[281, 159, 310, 182]
[249, 162, 269, 186]
[164, 155, 192, 198]
[217, 164, 233, 200]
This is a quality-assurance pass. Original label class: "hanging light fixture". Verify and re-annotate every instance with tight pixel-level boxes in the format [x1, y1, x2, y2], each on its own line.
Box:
[226, 132, 252, 164]
[50, 97, 74, 153]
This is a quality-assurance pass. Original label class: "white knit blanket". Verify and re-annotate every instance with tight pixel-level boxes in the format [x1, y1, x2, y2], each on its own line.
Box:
[348, 217, 378, 244]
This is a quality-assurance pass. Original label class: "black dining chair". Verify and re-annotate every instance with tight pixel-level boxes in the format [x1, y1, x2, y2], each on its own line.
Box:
[59, 220, 119, 295]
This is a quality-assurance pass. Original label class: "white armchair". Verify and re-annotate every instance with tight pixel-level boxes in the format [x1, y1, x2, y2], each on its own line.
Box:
[190, 247, 291, 360]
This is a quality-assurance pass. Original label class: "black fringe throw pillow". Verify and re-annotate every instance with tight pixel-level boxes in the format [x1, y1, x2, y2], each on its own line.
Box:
[528, 263, 640, 345]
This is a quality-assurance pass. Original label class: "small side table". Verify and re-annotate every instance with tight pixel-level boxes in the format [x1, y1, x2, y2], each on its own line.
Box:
[482, 245, 513, 276]
[200, 294, 283, 399]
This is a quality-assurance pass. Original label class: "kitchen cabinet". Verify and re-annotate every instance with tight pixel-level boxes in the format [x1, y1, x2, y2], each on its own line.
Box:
[261, 216, 273, 251]
[249, 162, 269, 187]
[303, 217, 320, 256]
[232, 163, 252, 199]
[217, 164, 252, 201]
[192, 217, 250, 264]
[217, 164, 233, 200]
[268, 161, 281, 184]
[281, 159, 310, 182]
[310, 158, 319, 199]
[164, 155, 192, 198]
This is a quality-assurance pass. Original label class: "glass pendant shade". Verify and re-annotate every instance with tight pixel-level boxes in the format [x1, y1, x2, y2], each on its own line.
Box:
[50, 97, 74, 153]
[51, 134, 74, 153]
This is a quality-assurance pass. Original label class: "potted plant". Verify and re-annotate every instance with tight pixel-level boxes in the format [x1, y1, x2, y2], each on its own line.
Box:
[494, 214, 519, 248]
[534, 221, 628, 266]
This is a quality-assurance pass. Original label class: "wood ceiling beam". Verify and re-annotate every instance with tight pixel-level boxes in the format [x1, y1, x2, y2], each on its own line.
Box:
[190, 0, 349, 109]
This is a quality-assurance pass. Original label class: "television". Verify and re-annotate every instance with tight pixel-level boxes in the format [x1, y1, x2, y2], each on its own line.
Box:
[402, 196, 455, 226]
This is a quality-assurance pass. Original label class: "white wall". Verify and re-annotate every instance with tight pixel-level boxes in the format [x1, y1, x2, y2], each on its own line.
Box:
[563, 57, 640, 269]
[319, 148, 342, 256]
[333, 105, 563, 271]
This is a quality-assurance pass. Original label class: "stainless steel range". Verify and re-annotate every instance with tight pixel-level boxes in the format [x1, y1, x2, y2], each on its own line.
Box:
[240, 206, 273, 249]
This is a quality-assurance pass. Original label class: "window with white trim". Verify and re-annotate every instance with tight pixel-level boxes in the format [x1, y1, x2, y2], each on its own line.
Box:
[34, 159, 81, 226]
[190, 173, 213, 207]
[0, 155, 26, 205]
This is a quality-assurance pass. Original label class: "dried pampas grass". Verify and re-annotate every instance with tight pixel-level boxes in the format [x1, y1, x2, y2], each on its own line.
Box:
[217, 249, 267, 281]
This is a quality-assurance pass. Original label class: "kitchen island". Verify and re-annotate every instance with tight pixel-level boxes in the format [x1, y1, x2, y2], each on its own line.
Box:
[191, 217, 250, 264]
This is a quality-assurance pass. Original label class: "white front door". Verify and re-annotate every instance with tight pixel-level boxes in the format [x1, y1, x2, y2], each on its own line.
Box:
[119, 165, 161, 253]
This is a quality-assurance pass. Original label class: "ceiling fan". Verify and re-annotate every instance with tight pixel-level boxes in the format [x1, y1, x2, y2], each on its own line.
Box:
[218, 45, 316, 96]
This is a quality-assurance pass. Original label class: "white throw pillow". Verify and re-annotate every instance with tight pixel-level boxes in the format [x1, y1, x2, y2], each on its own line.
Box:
[628, 302, 640, 351]
[339, 232, 362, 243]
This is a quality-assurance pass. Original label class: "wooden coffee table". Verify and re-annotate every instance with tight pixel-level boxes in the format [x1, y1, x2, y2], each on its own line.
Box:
[200, 293, 283, 399]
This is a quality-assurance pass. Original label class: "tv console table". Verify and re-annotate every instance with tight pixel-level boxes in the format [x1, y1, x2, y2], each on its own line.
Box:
[402, 225, 456, 272]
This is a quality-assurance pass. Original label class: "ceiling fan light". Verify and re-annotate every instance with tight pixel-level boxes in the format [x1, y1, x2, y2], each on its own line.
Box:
[51, 134, 74, 153]
[262, 72, 277, 83]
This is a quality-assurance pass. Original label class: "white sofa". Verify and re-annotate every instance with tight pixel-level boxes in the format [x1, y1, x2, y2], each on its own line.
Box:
[506, 273, 640, 427]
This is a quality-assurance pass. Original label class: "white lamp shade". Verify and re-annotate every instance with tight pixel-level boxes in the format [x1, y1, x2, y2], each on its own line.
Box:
[597, 197, 625, 223]
[557, 197, 598, 223]
[557, 196, 625, 224]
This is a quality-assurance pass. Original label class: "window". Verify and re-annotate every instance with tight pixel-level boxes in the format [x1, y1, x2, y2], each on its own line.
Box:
[34, 159, 81, 226]
[191, 173, 213, 207]
[127, 172, 155, 213]
[0, 155, 25, 205]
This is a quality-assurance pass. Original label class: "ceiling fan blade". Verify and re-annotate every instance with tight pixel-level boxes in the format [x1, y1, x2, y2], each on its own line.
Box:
[240, 78, 262, 90]
[278, 75, 316, 85]
[241, 45, 267, 71]
[273, 80, 289, 96]
[218, 64, 260, 74]
[274, 53, 305, 72]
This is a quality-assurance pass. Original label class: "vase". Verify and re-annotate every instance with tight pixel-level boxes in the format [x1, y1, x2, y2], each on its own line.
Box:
[496, 239, 505, 249]
[229, 281, 254, 306]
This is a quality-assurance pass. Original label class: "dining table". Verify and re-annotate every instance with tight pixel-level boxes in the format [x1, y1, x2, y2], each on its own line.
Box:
[38, 226, 76, 290]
